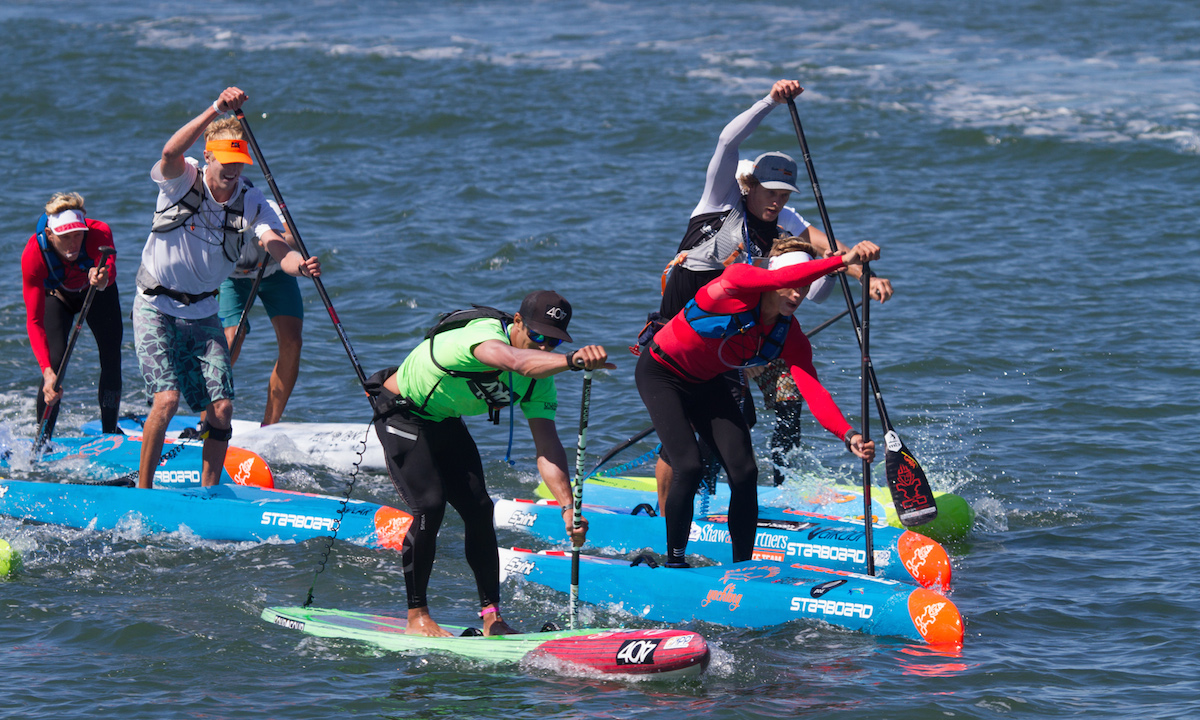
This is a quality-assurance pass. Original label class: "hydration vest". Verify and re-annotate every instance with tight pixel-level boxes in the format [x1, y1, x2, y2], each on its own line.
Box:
[675, 297, 790, 369]
[35, 214, 94, 292]
[416, 306, 537, 424]
[150, 169, 251, 264]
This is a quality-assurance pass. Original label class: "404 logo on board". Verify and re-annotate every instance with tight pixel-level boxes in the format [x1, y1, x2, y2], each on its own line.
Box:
[615, 638, 661, 665]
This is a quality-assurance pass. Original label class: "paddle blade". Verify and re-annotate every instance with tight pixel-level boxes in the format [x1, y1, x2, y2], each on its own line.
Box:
[883, 431, 938, 526]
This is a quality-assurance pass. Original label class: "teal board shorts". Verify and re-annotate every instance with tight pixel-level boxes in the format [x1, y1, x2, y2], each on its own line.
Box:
[132, 295, 234, 412]
[218, 271, 304, 330]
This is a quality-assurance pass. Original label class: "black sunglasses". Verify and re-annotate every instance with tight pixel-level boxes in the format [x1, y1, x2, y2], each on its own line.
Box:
[526, 329, 562, 348]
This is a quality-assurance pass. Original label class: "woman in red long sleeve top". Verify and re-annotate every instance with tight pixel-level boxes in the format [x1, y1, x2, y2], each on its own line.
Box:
[635, 238, 879, 565]
[21, 192, 123, 436]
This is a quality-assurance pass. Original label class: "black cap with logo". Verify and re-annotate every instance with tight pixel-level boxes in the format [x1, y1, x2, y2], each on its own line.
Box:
[519, 290, 573, 342]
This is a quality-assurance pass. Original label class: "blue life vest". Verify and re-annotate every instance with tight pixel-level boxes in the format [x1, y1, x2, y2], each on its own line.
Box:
[35, 214, 94, 291]
[680, 297, 790, 368]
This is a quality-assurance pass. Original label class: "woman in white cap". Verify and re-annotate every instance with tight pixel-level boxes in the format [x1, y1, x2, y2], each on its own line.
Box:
[637, 236, 879, 566]
[647, 79, 893, 504]
[20, 191, 123, 435]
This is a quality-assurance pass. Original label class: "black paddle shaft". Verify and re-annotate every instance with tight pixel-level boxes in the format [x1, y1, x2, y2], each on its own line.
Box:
[785, 99, 896, 434]
[861, 262, 875, 575]
[34, 245, 116, 450]
[233, 109, 375, 410]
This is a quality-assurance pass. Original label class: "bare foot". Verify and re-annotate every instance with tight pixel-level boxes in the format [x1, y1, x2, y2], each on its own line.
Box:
[483, 613, 519, 636]
[405, 607, 453, 637]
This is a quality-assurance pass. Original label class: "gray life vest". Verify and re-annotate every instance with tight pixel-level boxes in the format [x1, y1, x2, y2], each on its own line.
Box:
[150, 169, 251, 265]
[679, 202, 760, 272]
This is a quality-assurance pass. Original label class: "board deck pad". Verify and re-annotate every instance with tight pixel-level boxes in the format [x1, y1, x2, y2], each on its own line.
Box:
[262, 606, 710, 678]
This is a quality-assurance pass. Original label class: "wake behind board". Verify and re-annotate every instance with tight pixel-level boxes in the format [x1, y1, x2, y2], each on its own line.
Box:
[83, 415, 384, 471]
[500, 547, 963, 646]
[262, 606, 709, 679]
[495, 498, 951, 590]
[535, 475, 973, 543]
[0, 479, 410, 550]
[2, 434, 273, 488]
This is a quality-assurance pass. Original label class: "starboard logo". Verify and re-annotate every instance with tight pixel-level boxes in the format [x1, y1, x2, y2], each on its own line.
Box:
[157, 469, 203, 485]
[810, 579, 848, 598]
[905, 544, 933, 575]
[261, 512, 337, 532]
[504, 557, 535, 576]
[615, 639, 660, 665]
[913, 602, 946, 635]
[701, 583, 743, 611]
[234, 457, 255, 484]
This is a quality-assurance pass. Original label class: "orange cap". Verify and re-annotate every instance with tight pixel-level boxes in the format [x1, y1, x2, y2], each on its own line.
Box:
[205, 138, 254, 165]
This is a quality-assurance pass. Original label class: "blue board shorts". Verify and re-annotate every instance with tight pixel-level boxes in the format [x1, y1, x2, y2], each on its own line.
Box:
[132, 295, 234, 412]
[218, 271, 304, 331]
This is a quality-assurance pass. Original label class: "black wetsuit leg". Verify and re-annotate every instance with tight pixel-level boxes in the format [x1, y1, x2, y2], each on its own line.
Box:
[636, 352, 759, 563]
[375, 414, 500, 610]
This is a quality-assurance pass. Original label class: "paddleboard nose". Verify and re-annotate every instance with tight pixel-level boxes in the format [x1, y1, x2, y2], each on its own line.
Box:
[906, 587, 963, 646]
[897, 531, 952, 591]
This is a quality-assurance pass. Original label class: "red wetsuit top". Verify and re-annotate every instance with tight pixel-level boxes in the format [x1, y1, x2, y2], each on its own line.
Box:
[650, 256, 855, 441]
[21, 219, 118, 371]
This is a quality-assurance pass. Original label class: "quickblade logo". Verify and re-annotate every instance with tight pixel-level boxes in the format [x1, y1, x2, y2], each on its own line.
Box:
[701, 583, 743, 611]
[261, 512, 337, 532]
[615, 639, 660, 665]
[506, 510, 537, 528]
[157, 469, 203, 485]
[504, 557, 535, 576]
[810, 579, 847, 598]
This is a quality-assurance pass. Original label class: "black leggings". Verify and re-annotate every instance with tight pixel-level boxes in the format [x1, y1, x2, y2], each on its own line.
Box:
[36, 285, 123, 435]
[374, 408, 500, 611]
[635, 351, 759, 563]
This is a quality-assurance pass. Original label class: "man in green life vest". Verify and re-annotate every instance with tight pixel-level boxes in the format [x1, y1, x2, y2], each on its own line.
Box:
[368, 290, 614, 637]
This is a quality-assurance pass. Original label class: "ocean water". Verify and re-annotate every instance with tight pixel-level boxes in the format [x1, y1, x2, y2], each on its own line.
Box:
[1, 1, 1199, 718]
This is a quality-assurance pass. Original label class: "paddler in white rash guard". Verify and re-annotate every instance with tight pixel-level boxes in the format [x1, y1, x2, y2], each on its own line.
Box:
[132, 86, 320, 489]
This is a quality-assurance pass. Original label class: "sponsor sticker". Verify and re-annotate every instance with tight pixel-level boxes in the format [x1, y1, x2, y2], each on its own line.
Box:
[505, 510, 538, 528]
[663, 635, 693, 650]
[615, 638, 660, 665]
[701, 583, 743, 611]
[810, 579, 848, 598]
[272, 616, 305, 631]
[503, 557, 535, 576]
[260, 512, 338, 532]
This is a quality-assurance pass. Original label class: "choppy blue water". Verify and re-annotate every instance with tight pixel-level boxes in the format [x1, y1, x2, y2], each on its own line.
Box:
[2, 1, 1199, 718]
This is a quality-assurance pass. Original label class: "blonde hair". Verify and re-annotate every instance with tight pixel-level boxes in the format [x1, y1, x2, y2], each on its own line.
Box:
[45, 192, 85, 216]
[204, 117, 244, 142]
[768, 235, 817, 259]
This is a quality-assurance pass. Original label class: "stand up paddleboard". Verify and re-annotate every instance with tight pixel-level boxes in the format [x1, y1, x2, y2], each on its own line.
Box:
[536, 475, 974, 543]
[262, 606, 710, 678]
[83, 415, 384, 471]
[495, 498, 951, 590]
[3, 434, 273, 488]
[499, 547, 963, 646]
[0, 479, 410, 550]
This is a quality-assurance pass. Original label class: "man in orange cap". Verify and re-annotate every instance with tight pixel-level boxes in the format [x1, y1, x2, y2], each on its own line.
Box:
[132, 86, 321, 489]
